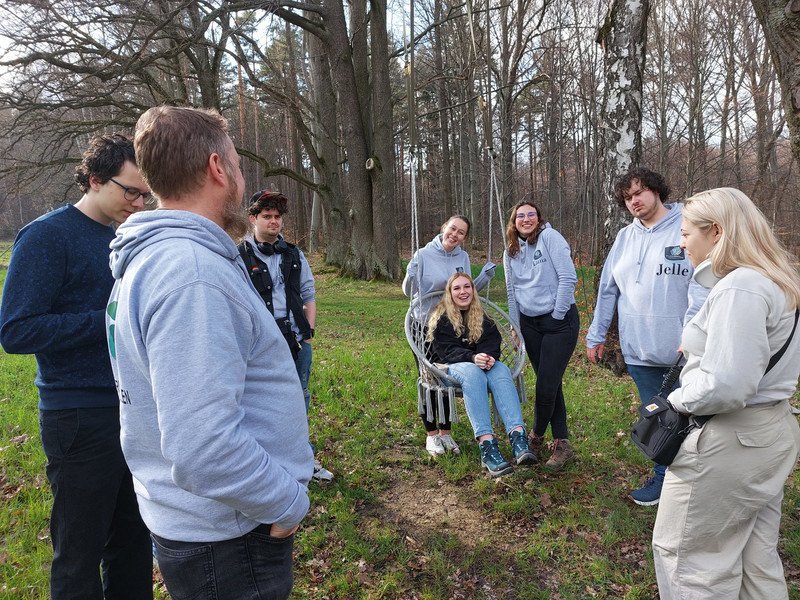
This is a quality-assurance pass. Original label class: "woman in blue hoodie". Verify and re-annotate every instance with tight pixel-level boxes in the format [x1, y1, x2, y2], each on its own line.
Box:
[403, 215, 495, 457]
[504, 200, 579, 471]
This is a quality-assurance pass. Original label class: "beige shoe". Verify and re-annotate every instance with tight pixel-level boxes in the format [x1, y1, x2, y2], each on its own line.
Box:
[545, 439, 575, 471]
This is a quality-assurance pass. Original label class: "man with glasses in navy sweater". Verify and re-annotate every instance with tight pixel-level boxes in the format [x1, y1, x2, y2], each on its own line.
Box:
[0, 134, 152, 598]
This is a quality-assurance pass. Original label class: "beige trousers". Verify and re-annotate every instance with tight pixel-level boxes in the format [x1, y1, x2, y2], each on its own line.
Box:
[653, 401, 800, 600]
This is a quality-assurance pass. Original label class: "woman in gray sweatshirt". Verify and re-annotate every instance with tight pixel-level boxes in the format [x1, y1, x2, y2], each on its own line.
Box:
[403, 215, 495, 457]
[503, 200, 579, 471]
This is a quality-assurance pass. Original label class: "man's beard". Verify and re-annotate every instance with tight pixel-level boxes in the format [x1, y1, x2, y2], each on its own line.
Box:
[220, 162, 249, 241]
[222, 188, 249, 241]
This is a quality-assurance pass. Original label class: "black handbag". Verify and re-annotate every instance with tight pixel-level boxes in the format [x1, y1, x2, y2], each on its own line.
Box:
[631, 309, 799, 466]
[630, 359, 703, 465]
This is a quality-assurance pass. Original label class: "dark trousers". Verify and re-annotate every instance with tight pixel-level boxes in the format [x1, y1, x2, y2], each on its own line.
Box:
[152, 524, 295, 600]
[39, 407, 152, 600]
[520, 304, 579, 440]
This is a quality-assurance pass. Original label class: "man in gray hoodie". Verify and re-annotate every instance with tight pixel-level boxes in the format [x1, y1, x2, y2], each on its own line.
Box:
[106, 106, 313, 600]
[586, 168, 704, 507]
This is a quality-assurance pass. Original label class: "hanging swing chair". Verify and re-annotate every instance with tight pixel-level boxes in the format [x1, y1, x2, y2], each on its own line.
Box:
[404, 292, 527, 424]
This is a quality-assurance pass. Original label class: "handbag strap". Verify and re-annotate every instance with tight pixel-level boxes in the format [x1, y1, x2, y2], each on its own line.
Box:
[658, 356, 684, 397]
[765, 308, 799, 375]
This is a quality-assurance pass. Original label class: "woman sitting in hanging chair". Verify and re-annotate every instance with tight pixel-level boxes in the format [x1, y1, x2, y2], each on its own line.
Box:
[402, 215, 496, 458]
[427, 272, 535, 477]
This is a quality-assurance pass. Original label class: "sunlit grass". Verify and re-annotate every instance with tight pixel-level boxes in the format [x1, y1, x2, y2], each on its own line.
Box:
[1, 258, 798, 599]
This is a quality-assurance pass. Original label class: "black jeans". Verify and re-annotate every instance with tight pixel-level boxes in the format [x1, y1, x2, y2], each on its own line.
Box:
[39, 407, 152, 599]
[151, 524, 295, 600]
[520, 304, 580, 440]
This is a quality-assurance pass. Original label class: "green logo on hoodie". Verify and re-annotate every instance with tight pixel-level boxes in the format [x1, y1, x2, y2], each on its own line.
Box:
[106, 301, 117, 359]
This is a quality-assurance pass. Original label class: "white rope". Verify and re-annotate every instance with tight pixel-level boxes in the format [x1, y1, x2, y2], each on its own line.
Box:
[410, 151, 420, 254]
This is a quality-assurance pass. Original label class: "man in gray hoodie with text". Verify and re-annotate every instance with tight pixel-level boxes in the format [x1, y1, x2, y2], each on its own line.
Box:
[586, 168, 705, 507]
[106, 106, 313, 600]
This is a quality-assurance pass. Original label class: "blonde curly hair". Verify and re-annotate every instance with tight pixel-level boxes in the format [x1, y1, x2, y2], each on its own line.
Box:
[427, 273, 485, 344]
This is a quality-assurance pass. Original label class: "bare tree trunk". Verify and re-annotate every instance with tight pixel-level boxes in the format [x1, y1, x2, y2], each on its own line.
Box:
[306, 28, 348, 265]
[596, 0, 650, 376]
[596, 0, 649, 253]
[368, 0, 399, 279]
[285, 23, 308, 247]
[751, 0, 800, 162]
[323, 0, 377, 277]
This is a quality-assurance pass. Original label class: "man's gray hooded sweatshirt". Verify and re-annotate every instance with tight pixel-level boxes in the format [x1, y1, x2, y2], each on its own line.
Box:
[586, 203, 706, 367]
[107, 210, 312, 542]
[503, 223, 577, 326]
[402, 234, 493, 320]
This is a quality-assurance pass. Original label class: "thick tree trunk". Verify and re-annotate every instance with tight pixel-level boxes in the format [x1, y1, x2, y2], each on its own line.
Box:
[596, 0, 649, 253]
[368, 0, 399, 279]
[306, 28, 348, 265]
[751, 0, 800, 162]
[596, 0, 650, 377]
[323, 0, 378, 278]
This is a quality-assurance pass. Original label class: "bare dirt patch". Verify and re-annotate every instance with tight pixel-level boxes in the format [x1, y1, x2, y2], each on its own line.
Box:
[378, 475, 490, 546]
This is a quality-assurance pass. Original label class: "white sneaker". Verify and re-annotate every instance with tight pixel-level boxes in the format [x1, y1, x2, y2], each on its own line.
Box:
[425, 434, 446, 457]
[438, 434, 461, 455]
[312, 459, 334, 482]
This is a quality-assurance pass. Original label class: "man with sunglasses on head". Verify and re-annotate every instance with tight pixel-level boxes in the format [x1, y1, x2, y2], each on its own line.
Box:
[239, 191, 333, 482]
[0, 134, 153, 598]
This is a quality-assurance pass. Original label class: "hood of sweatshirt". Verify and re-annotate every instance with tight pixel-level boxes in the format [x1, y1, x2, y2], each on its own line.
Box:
[110, 210, 239, 280]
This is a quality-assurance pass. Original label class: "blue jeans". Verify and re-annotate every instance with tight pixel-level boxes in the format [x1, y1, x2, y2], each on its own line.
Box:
[448, 361, 525, 439]
[627, 364, 678, 480]
[152, 524, 294, 600]
[294, 341, 312, 412]
[39, 407, 152, 600]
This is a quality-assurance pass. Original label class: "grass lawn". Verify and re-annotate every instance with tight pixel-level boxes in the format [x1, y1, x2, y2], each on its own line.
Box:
[1, 256, 799, 599]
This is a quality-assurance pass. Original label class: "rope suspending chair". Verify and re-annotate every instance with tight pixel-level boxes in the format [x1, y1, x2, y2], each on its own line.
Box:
[405, 292, 527, 425]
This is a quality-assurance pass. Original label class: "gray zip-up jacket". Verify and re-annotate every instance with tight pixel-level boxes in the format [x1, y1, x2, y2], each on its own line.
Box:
[107, 210, 312, 542]
[586, 203, 706, 367]
[503, 224, 577, 325]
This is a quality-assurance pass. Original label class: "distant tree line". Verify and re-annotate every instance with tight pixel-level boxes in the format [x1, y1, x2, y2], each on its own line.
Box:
[0, 0, 797, 278]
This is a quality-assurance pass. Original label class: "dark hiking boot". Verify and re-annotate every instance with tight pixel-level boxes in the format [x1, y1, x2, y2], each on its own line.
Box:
[527, 431, 545, 460]
[544, 439, 575, 471]
[479, 438, 513, 477]
[509, 429, 537, 465]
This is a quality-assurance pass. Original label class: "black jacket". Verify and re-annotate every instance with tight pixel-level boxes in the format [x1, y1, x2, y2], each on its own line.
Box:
[432, 312, 502, 364]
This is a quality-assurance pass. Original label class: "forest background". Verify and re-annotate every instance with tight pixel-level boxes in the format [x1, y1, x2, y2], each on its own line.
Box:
[0, 0, 798, 277]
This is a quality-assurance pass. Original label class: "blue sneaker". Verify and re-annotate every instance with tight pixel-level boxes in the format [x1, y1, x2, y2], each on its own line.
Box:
[479, 438, 513, 477]
[509, 429, 537, 465]
[629, 475, 663, 506]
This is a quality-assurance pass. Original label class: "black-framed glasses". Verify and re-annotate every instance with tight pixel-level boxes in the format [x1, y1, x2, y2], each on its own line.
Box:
[109, 178, 154, 205]
[515, 211, 537, 220]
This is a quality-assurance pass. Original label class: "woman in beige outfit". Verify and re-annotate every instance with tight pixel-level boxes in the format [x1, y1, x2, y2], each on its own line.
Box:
[653, 188, 800, 599]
